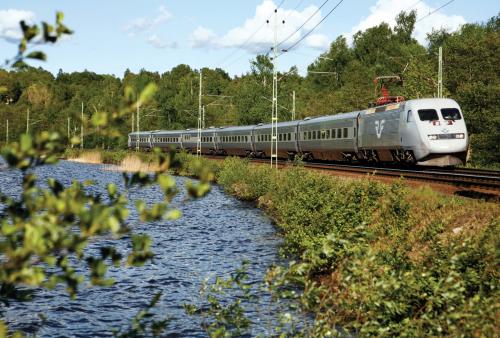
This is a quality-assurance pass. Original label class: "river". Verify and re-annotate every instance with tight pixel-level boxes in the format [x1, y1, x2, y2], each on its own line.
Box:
[0, 160, 282, 337]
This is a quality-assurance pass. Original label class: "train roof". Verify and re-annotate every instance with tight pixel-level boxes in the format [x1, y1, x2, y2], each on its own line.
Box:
[404, 98, 459, 106]
[216, 125, 255, 132]
[150, 130, 183, 136]
[300, 111, 362, 125]
[254, 120, 299, 130]
[129, 131, 152, 135]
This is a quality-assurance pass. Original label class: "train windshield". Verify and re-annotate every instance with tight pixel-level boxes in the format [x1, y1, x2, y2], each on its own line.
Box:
[441, 108, 462, 120]
[418, 109, 438, 121]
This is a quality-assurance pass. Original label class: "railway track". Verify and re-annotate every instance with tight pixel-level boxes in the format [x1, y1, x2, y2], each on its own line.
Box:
[300, 162, 500, 191]
[205, 155, 500, 192]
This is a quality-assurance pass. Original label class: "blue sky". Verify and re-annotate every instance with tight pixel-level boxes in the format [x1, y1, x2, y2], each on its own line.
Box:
[1, 0, 498, 78]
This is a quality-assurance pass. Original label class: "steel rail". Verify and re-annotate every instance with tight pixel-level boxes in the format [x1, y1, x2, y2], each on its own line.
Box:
[204, 155, 500, 191]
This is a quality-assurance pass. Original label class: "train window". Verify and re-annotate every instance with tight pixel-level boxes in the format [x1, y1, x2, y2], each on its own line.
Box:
[337, 129, 342, 138]
[354, 128, 357, 137]
[407, 110, 413, 122]
[331, 129, 335, 139]
[288, 133, 291, 141]
[418, 109, 438, 121]
[326, 130, 330, 139]
[321, 130, 326, 139]
[343, 128, 348, 138]
[307, 131, 311, 140]
[278, 134, 282, 141]
[441, 108, 462, 120]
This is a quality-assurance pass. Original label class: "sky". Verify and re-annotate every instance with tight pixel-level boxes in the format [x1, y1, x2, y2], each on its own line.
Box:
[0, 0, 498, 78]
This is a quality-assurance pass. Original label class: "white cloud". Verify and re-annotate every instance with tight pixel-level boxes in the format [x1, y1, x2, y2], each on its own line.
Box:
[189, 0, 327, 52]
[189, 26, 217, 48]
[0, 9, 35, 43]
[147, 34, 178, 49]
[305, 33, 330, 50]
[347, 0, 466, 44]
[124, 5, 173, 34]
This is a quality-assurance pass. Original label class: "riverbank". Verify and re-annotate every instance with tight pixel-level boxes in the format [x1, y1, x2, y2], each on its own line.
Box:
[63, 149, 499, 336]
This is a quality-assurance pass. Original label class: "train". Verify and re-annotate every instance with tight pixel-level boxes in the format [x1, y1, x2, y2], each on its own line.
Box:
[128, 98, 469, 167]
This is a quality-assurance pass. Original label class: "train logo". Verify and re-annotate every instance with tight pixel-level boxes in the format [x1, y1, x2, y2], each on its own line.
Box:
[375, 119, 385, 139]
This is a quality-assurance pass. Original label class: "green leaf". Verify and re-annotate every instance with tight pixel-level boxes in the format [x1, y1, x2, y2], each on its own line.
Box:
[91, 111, 108, 127]
[26, 51, 47, 61]
[165, 209, 182, 220]
[56, 11, 64, 24]
[20, 134, 32, 152]
[138, 83, 158, 105]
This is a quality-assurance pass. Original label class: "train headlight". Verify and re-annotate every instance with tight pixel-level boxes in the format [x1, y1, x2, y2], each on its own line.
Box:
[455, 133, 465, 139]
[427, 134, 438, 140]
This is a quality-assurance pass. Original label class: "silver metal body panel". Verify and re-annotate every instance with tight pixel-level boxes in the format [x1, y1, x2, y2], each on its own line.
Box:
[216, 126, 254, 155]
[298, 113, 359, 160]
[151, 130, 183, 150]
[254, 121, 299, 156]
[358, 108, 402, 149]
[129, 131, 153, 149]
[181, 130, 199, 152]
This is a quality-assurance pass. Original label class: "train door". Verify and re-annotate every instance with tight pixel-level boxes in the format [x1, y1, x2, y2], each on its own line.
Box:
[402, 109, 420, 148]
[295, 123, 302, 154]
[355, 113, 360, 153]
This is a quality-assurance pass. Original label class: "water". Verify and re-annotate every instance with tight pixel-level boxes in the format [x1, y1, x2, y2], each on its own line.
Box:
[0, 161, 282, 337]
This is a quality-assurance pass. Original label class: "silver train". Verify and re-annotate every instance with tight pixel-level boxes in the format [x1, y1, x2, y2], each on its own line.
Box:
[129, 98, 469, 166]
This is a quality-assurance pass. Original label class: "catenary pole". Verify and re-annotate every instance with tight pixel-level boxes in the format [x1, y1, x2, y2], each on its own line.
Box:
[269, 8, 284, 169]
[80, 102, 84, 149]
[197, 71, 202, 157]
[26, 108, 29, 134]
[438, 46, 443, 98]
[136, 102, 140, 151]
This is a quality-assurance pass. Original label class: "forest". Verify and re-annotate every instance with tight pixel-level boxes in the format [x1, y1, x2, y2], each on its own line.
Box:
[0, 11, 498, 166]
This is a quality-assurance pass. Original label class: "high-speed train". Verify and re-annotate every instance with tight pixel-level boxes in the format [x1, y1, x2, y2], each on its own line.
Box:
[128, 98, 469, 166]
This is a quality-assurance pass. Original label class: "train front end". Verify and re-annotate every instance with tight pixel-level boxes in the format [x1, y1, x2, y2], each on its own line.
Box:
[405, 98, 468, 166]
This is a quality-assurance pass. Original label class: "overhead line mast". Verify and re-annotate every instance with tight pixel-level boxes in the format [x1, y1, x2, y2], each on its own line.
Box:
[268, 8, 285, 169]
[197, 71, 202, 157]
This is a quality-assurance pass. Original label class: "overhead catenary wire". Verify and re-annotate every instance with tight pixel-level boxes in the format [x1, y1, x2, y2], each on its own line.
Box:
[218, 0, 286, 68]
[280, 0, 345, 55]
[277, 0, 332, 49]
[416, 0, 456, 23]
[405, 0, 423, 12]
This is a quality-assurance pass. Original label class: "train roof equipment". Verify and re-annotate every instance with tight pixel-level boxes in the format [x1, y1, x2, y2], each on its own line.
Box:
[372, 75, 405, 107]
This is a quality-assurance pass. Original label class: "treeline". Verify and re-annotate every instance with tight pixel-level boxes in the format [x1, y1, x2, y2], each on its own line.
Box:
[0, 11, 498, 166]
